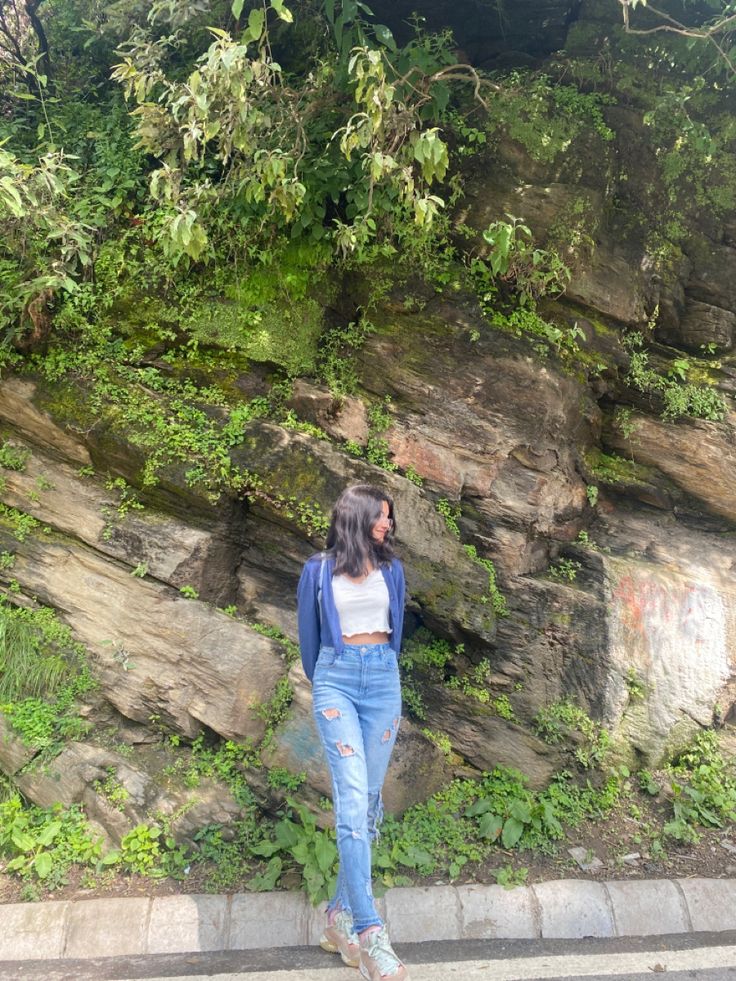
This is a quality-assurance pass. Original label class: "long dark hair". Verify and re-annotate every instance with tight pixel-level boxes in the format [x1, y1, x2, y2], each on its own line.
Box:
[326, 484, 396, 577]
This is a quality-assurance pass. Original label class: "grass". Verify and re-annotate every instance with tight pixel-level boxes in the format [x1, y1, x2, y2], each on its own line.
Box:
[0, 604, 81, 702]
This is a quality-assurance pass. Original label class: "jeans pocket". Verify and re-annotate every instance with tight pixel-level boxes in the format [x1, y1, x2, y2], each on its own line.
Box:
[315, 648, 336, 670]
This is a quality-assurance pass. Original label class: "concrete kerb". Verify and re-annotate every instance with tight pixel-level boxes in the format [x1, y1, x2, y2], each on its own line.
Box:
[0, 878, 735, 962]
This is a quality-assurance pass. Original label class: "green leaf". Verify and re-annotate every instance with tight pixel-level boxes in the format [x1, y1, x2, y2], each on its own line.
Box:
[250, 839, 282, 857]
[501, 817, 524, 848]
[231, 0, 245, 18]
[478, 812, 503, 840]
[33, 851, 53, 879]
[247, 8, 265, 39]
[314, 834, 337, 875]
[36, 821, 62, 847]
[274, 818, 301, 849]
[509, 800, 531, 824]
[431, 82, 450, 113]
[270, 0, 293, 23]
[373, 24, 396, 51]
[247, 855, 283, 891]
[11, 829, 35, 852]
[465, 799, 493, 817]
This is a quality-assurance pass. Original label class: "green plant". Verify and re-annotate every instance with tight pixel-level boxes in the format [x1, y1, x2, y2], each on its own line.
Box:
[483, 72, 614, 165]
[492, 694, 517, 722]
[404, 465, 423, 486]
[267, 767, 306, 792]
[575, 531, 595, 549]
[663, 731, 736, 842]
[192, 815, 263, 892]
[254, 676, 294, 748]
[584, 449, 651, 488]
[0, 551, 14, 569]
[639, 770, 662, 796]
[437, 498, 461, 537]
[130, 562, 148, 578]
[119, 823, 164, 875]
[105, 476, 145, 519]
[446, 658, 494, 704]
[463, 543, 507, 617]
[0, 504, 41, 542]
[110, 2, 476, 264]
[586, 485, 599, 507]
[627, 347, 727, 423]
[472, 216, 571, 308]
[0, 796, 110, 887]
[548, 558, 582, 583]
[625, 668, 647, 701]
[320, 318, 377, 396]
[492, 864, 529, 889]
[488, 307, 584, 358]
[93, 767, 130, 811]
[179, 585, 199, 599]
[533, 699, 610, 769]
[364, 397, 397, 472]
[464, 770, 564, 851]
[184, 735, 259, 807]
[249, 799, 338, 904]
[421, 728, 452, 756]
[402, 629, 458, 674]
[0, 602, 90, 703]
[250, 621, 301, 662]
[0, 441, 30, 471]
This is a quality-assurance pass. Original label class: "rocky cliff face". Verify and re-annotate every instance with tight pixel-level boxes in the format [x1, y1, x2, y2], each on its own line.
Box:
[2, 0, 736, 847]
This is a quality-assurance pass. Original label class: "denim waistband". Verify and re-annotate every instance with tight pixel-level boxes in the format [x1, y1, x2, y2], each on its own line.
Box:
[320, 642, 394, 656]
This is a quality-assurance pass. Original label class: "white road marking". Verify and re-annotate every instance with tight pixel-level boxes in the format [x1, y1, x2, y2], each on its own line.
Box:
[117, 942, 736, 980]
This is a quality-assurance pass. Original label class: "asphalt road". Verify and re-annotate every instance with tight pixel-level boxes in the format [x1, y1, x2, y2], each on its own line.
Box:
[5, 932, 736, 981]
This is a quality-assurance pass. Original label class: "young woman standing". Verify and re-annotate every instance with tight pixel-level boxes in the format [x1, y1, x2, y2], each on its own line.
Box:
[297, 484, 409, 981]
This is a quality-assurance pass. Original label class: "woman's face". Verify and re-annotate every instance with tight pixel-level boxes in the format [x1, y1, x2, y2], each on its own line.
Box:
[371, 500, 393, 544]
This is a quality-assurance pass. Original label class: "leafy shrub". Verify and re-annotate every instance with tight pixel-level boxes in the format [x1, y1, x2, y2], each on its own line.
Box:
[249, 799, 338, 904]
[663, 731, 736, 842]
[0, 795, 107, 887]
[534, 699, 610, 769]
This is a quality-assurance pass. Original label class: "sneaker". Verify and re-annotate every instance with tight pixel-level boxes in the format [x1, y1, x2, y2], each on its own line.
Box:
[320, 908, 360, 968]
[359, 925, 409, 980]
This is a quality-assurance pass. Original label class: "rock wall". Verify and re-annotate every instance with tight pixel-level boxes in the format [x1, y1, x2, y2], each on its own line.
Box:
[2, 0, 736, 845]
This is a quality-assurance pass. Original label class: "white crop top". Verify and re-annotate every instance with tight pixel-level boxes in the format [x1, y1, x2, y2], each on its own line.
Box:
[332, 569, 391, 637]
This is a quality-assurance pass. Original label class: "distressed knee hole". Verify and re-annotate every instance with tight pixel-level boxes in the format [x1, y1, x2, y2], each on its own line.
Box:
[336, 740, 355, 757]
[351, 829, 361, 839]
[322, 708, 341, 720]
[381, 729, 392, 743]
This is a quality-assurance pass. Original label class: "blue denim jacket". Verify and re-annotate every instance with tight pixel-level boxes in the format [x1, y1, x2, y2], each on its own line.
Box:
[296, 554, 405, 681]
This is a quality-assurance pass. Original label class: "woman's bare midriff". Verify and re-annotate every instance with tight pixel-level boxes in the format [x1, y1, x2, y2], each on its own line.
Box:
[342, 631, 390, 644]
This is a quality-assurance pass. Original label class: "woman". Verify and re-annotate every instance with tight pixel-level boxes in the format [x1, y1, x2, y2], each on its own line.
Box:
[297, 484, 409, 981]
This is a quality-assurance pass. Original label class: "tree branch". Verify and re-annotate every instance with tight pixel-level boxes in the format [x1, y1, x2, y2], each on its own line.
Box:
[24, 0, 50, 83]
[619, 0, 736, 76]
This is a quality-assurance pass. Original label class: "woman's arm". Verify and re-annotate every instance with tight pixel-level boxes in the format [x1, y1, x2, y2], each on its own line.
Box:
[297, 560, 320, 681]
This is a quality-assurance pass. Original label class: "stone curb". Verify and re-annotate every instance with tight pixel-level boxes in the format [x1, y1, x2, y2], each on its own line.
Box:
[1, 878, 735, 962]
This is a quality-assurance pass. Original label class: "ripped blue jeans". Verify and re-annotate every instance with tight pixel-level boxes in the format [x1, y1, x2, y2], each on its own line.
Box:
[312, 642, 402, 934]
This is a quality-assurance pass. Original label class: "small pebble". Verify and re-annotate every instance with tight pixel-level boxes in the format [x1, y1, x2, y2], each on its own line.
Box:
[568, 846, 604, 872]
